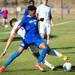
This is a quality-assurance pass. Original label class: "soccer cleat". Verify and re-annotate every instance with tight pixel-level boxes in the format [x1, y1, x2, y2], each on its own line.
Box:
[0, 66, 5, 73]
[35, 62, 44, 72]
[50, 64, 55, 70]
[60, 54, 69, 61]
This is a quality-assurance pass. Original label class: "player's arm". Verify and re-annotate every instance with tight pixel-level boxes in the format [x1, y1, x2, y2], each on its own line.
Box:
[36, 12, 38, 18]
[49, 14, 55, 28]
[36, 12, 44, 22]
[0, 25, 21, 58]
[36, 7, 44, 22]
[0, 10, 3, 14]
[13, 25, 21, 36]
[0, 34, 15, 58]
[37, 18, 44, 22]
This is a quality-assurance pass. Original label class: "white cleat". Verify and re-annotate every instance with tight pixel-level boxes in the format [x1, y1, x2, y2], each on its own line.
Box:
[50, 64, 55, 70]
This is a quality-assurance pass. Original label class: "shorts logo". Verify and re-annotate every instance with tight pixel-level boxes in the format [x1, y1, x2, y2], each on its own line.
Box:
[21, 43, 24, 46]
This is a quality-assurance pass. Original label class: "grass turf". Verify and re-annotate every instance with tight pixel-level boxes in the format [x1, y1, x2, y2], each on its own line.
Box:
[0, 18, 75, 75]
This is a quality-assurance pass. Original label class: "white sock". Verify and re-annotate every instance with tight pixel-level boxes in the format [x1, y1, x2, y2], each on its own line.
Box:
[49, 50, 61, 57]
[41, 59, 53, 68]
[46, 40, 49, 45]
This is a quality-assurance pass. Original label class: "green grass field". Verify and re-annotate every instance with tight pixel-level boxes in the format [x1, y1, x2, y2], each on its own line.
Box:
[0, 18, 75, 75]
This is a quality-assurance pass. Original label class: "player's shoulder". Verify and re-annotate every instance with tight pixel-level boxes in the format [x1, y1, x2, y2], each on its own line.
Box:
[16, 20, 21, 25]
[24, 8, 28, 13]
[21, 16, 30, 23]
[37, 4, 51, 8]
[46, 5, 51, 8]
[22, 16, 28, 20]
[25, 8, 28, 11]
[13, 20, 20, 28]
[25, 16, 31, 21]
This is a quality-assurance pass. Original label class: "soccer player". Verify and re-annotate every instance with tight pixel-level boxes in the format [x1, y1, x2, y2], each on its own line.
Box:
[0, 18, 55, 70]
[36, 0, 54, 45]
[24, 0, 35, 16]
[0, 6, 68, 73]
[0, 7, 8, 27]
[0, 6, 51, 72]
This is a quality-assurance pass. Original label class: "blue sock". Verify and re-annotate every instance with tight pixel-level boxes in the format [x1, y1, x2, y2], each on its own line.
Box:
[49, 50, 60, 57]
[4, 51, 20, 68]
[38, 48, 48, 63]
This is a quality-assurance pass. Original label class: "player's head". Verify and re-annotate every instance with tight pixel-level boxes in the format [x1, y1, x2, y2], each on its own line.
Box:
[28, 5, 36, 17]
[10, 18, 17, 27]
[29, 0, 35, 6]
[42, 0, 48, 5]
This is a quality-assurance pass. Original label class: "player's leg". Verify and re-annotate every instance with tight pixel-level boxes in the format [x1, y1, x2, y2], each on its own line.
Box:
[4, 47, 24, 68]
[0, 40, 28, 73]
[5, 19, 7, 25]
[47, 47, 69, 61]
[29, 45, 40, 58]
[42, 59, 55, 70]
[46, 24, 69, 61]
[40, 33, 44, 39]
[39, 23, 45, 39]
[46, 34, 50, 45]
[2, 18, 5, 27]
[46, 24, 51, 45]
[35, 41, 49, 71]
[29, 45, 55, 69]
[37, 42, 48, 63]
[0, 47, 24, 73]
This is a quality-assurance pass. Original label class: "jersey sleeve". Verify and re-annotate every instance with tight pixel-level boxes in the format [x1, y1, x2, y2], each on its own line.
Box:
[0, 10, 4, 14]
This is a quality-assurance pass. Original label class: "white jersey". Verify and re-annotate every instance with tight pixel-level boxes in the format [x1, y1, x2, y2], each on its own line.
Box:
[36, 4, 51, 24]
[11, 20, 25, 39]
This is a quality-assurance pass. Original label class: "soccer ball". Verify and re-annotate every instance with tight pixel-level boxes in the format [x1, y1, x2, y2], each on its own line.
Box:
[5, 25, 8, 28]
[63, 62, 72, 71]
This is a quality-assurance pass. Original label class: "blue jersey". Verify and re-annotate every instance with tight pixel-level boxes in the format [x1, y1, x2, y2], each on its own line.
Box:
[23, 8, 29, 16]
[19, 15, 43, 45]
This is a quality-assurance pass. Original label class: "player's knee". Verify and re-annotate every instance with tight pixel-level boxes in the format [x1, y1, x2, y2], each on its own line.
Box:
[18, 47, 24, 53]
[47, 48, 51, 55]
[39, 43, 47, 49]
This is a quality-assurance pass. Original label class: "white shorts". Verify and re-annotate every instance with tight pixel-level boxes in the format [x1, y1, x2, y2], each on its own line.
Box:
[39, 23, 51, 34]
[28, 44, 39, 53]
[2, 18, 7, 21]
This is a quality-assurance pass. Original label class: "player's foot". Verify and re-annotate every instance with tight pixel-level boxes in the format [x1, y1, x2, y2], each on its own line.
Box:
[50, 64, 55, 70]
[0, 66, 5, 73]
[35, 62, 44, 72]
[60, 54, 69, 61]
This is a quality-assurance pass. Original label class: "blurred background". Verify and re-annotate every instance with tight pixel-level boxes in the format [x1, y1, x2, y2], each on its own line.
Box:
[0, 0, 75, 20]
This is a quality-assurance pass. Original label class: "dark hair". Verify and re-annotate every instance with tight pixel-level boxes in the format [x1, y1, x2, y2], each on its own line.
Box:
[28, 5, 36, 11]
[29, 0, 35, 4]
[10, 18, 17, 27]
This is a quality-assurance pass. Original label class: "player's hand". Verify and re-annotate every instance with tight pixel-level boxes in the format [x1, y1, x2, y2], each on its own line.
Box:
[52, 24, 55, 28]
[0, 50, 6, 59]
[40, 18, 44, 21]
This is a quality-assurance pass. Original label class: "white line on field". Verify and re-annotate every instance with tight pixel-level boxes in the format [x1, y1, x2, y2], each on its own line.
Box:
[55, 20, 74, 26]
[0, 31, 10, 34]
[0, 20, 75, 34]
[52, 31, 75, 34]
